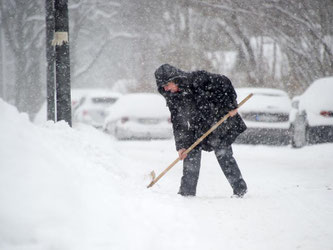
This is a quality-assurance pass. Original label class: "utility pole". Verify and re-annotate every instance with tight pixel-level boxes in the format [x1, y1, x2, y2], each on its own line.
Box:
[45, 0, 55, 121]
[53, 0, 72, 126]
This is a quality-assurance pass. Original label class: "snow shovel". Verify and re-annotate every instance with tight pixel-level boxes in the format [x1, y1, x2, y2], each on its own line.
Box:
[147, 93, 253, 188]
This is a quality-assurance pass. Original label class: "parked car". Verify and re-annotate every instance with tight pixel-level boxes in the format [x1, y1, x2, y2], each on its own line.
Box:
[103, 93, 173, 140]
[290, 77, 333, 148]
[72, 88, 100, 122]
[34, 88, 94, 125]
[235, 88, 292, 145]
[71, 88, 95, 113]
[75, 90, 122, 128]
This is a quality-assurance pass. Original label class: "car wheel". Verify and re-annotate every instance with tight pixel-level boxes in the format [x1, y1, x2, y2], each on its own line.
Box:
[114, 127, 125, 140]
[291, 113, 308, 148]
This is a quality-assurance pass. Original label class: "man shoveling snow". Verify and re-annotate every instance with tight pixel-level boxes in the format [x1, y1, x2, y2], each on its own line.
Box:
[154, 64, 248, 197]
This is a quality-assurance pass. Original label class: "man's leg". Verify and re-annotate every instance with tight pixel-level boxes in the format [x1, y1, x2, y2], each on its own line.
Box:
[178, 148, 202, 196]
[214, 145, 247, 196]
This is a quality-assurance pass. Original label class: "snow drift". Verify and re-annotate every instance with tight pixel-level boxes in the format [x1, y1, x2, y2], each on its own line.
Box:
[0, 99, 196, 250]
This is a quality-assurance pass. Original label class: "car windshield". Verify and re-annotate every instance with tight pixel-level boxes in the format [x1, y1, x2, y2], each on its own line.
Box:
[92, 97, 117, 104]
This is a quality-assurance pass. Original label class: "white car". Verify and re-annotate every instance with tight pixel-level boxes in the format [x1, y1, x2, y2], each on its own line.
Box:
[103, 93, 173, 140]
[75, 90, 122, 128]
[290, 77, 333, 148]
[34, 88, 95, 125]
[235, 88, 292, 145]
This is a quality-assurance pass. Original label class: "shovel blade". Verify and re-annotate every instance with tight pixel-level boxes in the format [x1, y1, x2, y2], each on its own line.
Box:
[147, 171, 156, 188]
[150, 171, 156, 181]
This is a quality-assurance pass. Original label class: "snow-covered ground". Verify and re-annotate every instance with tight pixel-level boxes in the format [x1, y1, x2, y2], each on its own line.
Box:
[1, 99, 332, 250]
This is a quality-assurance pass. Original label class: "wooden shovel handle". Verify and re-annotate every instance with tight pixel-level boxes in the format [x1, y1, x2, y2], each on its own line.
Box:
[147, 93, 253, 188]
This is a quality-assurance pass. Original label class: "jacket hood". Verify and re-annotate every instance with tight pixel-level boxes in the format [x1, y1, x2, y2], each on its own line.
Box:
[154, 64, 189, 97]
[154, 64, 188, 88]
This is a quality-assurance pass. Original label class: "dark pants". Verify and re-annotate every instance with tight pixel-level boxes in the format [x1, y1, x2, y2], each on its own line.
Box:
[178, 145, 247, 196]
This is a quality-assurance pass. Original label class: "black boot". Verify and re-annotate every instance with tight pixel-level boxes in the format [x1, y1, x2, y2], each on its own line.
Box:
[232, 179, 247, 197]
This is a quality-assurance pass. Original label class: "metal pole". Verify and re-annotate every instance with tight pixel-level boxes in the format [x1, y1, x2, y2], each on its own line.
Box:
[45, 0, 55, 121]
[54, 0, 72, 126]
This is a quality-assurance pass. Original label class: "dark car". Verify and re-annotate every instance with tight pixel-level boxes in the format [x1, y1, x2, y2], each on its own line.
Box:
[235, 88, 292, 145]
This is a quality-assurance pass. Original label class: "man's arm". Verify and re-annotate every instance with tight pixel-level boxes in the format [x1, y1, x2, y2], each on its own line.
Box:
[167, 104, 192, 152]
[211, 74, 239, 115]
[221, 75, 238, 110]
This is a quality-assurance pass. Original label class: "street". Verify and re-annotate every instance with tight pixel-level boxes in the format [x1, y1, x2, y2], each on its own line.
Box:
[115, 138, 333, 250]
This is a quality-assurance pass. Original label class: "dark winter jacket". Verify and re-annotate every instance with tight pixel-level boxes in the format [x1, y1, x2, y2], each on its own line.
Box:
[155, 64, 247, 151]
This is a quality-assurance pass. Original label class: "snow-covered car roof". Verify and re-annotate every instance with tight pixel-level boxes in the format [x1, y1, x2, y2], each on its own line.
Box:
[72, 88, 122, 101]
[83, 91, 122, 99]
[75, 89, 122, 110]
[299, 77, 333, 112]
[105, 93, 170, 122]
[236, 88, 291, 113]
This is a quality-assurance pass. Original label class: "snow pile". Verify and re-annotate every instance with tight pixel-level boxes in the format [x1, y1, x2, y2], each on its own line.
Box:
[0, 99, 122, 248]
[0, 99, 196, 250]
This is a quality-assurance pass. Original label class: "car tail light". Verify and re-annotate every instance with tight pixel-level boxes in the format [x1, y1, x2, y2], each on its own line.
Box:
[121, 117, 129, 123]
[320, 111, 333, 117]
[82, 110, 89, 116]
[168, 117, 172, 123]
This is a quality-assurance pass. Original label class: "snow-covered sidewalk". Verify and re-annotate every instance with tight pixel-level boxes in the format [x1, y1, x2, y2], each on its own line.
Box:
[1, 99, 332, 250]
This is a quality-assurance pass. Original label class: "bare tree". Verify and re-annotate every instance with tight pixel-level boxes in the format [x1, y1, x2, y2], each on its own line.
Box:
[69, 0, 136, 88]
[259, 0, 333, 93]
[0, 0, 44, 117]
